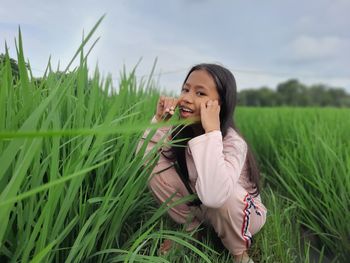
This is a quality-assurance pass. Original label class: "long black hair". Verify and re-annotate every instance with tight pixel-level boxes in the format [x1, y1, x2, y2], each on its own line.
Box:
[164, 63, 260, 197]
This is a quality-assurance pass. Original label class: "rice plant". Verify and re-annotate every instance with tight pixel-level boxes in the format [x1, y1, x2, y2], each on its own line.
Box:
[237, 107, 350, 261]
[0, 19, 210, 263]
[1, 17, 349, 262]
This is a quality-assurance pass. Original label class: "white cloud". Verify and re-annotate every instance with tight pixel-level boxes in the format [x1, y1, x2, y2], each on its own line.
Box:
[1, 0, 350, 93]
[287, 35, 346, 61]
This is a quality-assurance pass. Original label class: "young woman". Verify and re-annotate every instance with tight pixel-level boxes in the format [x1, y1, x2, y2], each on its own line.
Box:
[139, 63, 266, 263]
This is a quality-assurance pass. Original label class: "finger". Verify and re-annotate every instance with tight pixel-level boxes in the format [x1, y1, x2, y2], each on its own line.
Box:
[164, 97, 172, 112]
[165, 97, 177, 112]
[200, 102, 206, 113]
[206, 100, 213, 107]
[164, 107, 170, 116]
[158, 96, 164, 107]
[170, 98, 178, 110]
[212, 100, 220, 110]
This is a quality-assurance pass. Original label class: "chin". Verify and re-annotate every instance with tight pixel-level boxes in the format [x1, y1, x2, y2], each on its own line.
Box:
[181, 115, 200, 123]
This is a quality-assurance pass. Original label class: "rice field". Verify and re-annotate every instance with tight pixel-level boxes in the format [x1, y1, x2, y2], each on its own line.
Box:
[0, 21, 349, 262]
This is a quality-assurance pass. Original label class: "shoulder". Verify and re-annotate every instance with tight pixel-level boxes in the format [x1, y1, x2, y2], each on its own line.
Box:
[223, 127, 248, 154]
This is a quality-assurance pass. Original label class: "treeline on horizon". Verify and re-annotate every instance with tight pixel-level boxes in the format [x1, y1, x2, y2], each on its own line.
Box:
[2, 53, 349, 108]
[238, 79, 350, 107]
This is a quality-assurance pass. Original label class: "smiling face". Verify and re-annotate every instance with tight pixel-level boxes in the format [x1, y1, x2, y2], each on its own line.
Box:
[178, 69, 220, 121]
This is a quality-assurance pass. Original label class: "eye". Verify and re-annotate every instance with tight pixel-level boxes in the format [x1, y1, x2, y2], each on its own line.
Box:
[196, 91, 206, 96]
[181, 87, 189, 93]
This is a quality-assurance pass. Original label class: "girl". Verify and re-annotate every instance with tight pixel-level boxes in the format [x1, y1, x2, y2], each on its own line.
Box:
[139, 63, 266, 263]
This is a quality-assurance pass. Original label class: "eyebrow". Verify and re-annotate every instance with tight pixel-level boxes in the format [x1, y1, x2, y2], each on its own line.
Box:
[184, 83, 209, 91]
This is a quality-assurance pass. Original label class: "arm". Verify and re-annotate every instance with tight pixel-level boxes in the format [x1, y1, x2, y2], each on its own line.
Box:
[137, 95, 178, 159]
[188, 129, 247, 208]
[136, 116, 174, 173]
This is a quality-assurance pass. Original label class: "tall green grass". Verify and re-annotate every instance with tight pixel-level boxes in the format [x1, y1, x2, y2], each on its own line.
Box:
[0, 21, 212, 263]
[237, 107, 350, 261]
[1, 19, 349, 262]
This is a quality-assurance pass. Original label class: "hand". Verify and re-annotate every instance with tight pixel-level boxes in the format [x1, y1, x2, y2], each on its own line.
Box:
[200, 100, 220, 133]
[155, 96, 179, 121]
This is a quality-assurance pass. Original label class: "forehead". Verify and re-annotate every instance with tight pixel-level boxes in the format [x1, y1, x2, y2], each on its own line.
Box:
[185, 69, 216, 91]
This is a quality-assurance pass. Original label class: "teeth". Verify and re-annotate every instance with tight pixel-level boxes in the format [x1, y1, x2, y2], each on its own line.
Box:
[180, 106, 193, 113]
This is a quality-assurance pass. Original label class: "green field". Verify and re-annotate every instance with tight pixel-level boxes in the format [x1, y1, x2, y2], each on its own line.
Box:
[1, 23, 349, 263]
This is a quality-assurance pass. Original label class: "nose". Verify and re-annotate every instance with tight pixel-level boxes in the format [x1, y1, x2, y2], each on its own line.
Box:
[181, 91, 194, 104]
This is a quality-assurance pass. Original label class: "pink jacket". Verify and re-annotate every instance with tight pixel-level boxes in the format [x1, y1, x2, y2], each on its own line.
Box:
[141, 116, 265, 210]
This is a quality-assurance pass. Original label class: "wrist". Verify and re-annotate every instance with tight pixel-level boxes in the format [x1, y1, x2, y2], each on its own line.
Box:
[205, 127, 220, 133]
[155, 115, 162, 122]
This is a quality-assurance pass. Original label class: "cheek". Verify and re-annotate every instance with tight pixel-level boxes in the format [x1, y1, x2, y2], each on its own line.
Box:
[196, 98, 209, 107]
[194, 100, 202, 109]
[194, 99, 207, 113]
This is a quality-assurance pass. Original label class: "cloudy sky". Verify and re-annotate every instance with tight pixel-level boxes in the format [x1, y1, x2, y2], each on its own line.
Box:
[1, 0, 349, 93]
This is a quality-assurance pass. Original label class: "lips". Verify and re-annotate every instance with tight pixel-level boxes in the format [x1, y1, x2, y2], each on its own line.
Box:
[179, 105, 194, 113]
[179, 105, 194, 118]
